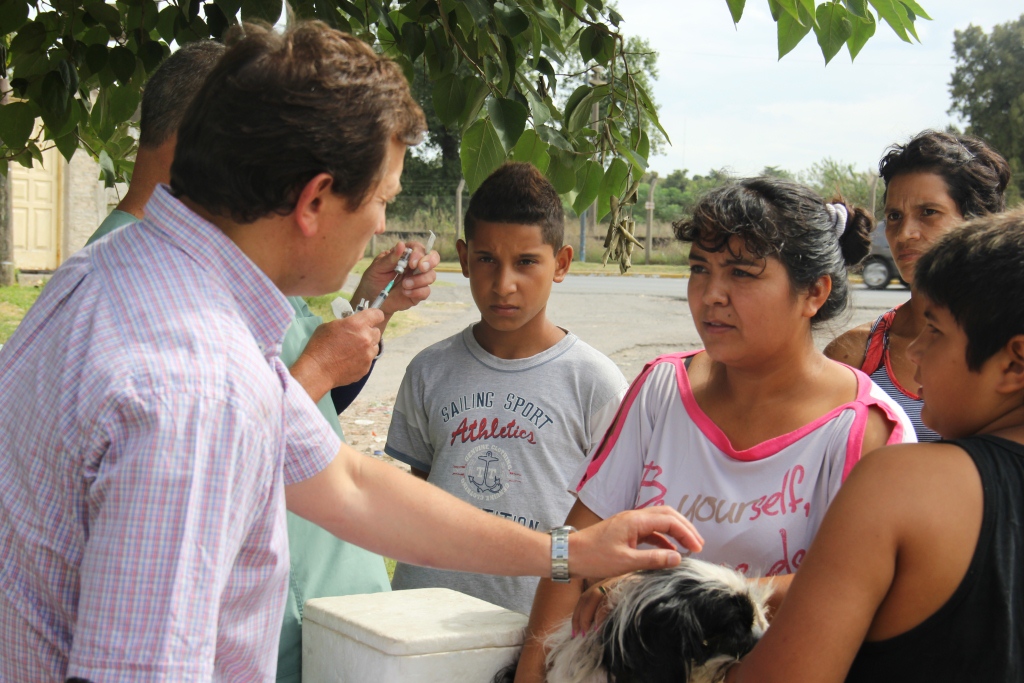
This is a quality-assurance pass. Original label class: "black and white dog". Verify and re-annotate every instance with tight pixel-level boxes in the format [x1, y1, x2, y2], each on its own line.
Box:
[496, 559, 771, 683]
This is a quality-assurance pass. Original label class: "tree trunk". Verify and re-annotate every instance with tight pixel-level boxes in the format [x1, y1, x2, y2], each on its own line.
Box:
[0, 76, 14, 286]
[0, 171, 12, 286]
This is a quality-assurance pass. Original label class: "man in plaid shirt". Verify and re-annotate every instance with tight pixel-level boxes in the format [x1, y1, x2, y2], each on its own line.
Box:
[0, 21, 703, 683]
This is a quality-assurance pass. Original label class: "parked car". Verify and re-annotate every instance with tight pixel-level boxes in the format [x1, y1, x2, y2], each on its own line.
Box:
[859, 221, 906, 290]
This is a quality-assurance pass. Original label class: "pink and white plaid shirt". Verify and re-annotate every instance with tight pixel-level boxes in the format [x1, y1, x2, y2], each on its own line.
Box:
[0, 186, 339, 682]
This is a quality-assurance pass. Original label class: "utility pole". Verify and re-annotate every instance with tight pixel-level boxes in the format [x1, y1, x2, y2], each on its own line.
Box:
[0, 77, 14, 286]
[645, 173, 658, 265]
[587, 66, 606, 239]
[455, 178, 466, 241]
[578, 213, 586, 262]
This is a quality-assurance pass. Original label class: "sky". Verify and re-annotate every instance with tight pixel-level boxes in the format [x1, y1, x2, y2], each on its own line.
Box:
[616, 0, 1021, 178]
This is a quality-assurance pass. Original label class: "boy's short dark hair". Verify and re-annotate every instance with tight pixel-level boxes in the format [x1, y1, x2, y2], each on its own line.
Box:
[171, 21, 425, 224]
[464, 162, 564, 250]
[878, 130, 1011, 219]
[139, 40, 225, 148]
[915, 207, 1024, 371]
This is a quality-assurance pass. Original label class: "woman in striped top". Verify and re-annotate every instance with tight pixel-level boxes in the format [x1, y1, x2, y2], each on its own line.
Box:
[826, 130, 1011, 442]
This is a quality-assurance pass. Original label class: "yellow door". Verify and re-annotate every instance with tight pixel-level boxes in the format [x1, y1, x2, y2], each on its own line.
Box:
[11, 145, 62, 271]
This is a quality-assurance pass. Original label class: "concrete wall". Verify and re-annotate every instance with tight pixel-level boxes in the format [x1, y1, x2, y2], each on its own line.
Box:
[62, 153, 108, 258]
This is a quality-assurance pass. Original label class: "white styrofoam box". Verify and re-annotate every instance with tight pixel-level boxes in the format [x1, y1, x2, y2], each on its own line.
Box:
[303, 588, 528, 683]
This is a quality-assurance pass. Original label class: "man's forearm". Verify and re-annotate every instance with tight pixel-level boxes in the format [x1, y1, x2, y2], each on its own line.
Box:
[286, 445, 550, 577]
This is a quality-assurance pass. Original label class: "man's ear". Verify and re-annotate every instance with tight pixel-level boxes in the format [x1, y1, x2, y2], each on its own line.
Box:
[802, 275, 832, 319]
[553, 244, 574, 283]
[996, 335, 1024, 395]
[293, 173, 335, 237]
[456, 239, 470, 278]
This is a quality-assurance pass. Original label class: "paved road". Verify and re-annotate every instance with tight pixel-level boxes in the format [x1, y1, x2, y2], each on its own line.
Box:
[353, 271, 909, 404]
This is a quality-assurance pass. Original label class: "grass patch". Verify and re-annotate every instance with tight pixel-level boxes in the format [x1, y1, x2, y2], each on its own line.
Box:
[385, 557, 397, 581]
[0, 285, 44, 343]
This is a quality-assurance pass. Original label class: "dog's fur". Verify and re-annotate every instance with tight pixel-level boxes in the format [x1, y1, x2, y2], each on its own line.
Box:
[495, 559, 771, 683]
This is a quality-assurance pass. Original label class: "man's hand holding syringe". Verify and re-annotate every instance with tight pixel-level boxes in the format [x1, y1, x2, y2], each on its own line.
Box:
[291, 233, 439, 403]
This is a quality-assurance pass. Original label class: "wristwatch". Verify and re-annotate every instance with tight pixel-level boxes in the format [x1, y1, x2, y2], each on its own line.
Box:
[548, 525, 577, 583]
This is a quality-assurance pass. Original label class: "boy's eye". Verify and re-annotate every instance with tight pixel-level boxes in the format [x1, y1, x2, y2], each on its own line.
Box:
[690, 264, 707, 274]
[519, 259, 537, 266]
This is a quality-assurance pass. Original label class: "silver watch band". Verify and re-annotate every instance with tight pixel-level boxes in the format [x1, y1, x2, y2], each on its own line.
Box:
[549, 525, 577, 583]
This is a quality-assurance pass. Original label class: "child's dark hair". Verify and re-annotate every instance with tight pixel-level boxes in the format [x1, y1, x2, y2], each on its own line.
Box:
[879, 130, 1011, 219]
[673, 177, 873, 325]
[464, 162, 564, 250]
[914, 207, 1024, 371]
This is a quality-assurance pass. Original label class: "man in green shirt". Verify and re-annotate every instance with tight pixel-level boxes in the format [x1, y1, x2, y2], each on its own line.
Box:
[86, 40, 438, 682]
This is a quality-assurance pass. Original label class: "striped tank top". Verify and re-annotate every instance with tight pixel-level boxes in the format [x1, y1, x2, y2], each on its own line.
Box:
[862, 306, 939, 442]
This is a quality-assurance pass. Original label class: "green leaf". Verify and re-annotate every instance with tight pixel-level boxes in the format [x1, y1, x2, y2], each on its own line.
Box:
[892, 1, 918, 41]
[108, 83, 141, 124]
[0, 0, 30, 35]
[156, 5, 179, 43]
[493, 2, 529, 37]
[0, 101, 37, 150]
[898, 0, 931, 21]
[432, 73, 466, 128]
[84, 43, 109, 76]
[772, 0, 804, 24]
[458, 74, 489, 131]
[546, 148, 576, 193]
[633, 83, 672, 144]
[563, 85, 591, 127]
[10, 20, 47, 54]
[572, 160, 603, 216]
[138, 41, 166, 74]
[53, 128, 78, 163]
[401, 22, 426, 61]
[537, 125, 572, 152]
[511, 128, 551, 174]
[616, 143, 648, 174]
[84, 0, 122, 36]
[847, 10, 876, 59]
[487, 96, 528, 152]
[241, 0, 282, 23]
[98, 148, 116, 187]
[796, 0, 816, 18]
[597, 158, 629, 220]
[725, 0, 745, 24]
[778, 5, 813, 59]
[844, 0, 869, 19]
[461, 118, 506, 192]
[109, 46, 137, 85]
[868, 0, 911, 43]
[579, 24, 600, 63]
[630, 127, 650, 161]
[568, 85, 610, 133]
[814, 3, 853, 64]
[40, 71, 72, 124]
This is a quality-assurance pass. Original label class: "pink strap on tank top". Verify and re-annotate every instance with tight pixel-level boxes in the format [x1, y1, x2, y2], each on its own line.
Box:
[577, 351, 906, 490]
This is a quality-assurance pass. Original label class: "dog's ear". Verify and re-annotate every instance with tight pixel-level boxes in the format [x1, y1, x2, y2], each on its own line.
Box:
[698, 591, 762, 661]
[601, 579, 705, 683]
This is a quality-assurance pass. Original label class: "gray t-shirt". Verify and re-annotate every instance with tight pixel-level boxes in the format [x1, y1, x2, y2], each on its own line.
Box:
[386, 324, 628, 613]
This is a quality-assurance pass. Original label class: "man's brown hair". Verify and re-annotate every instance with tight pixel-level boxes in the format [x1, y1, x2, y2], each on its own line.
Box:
[170, 21, 425, 223]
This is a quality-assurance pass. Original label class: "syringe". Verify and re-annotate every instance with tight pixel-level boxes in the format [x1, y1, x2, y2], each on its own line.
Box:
[360, 231, 436, 311]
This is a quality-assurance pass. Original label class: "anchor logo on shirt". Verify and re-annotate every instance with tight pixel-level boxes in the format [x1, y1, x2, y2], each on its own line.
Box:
[468, 450, 503, 494]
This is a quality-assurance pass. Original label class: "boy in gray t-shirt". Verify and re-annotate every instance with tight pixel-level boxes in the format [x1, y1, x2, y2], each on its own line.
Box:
[385, 163, 627, 613]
